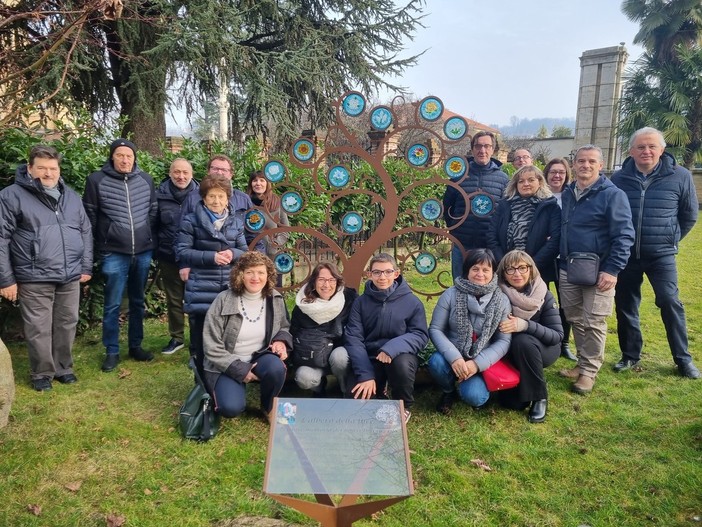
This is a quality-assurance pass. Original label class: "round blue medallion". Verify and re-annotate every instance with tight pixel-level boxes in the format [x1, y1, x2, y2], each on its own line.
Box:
[420, 199, 442, 222]
[274, 253, 294, 274]
[444, 156, 466, 179]
[292, 139, 315, 162]
[327, 165, 350, 188]
[418, 96, 443, 122]
[471, 194, 495, 217]
[415, 252, 437, 275]
[280, 191, 303, 214]
[407, 143, 430, 167]
[341, 92, 366, 117]
[370, 106, 393, 131]
[245, 209, 266, 232]
[341, 212, 363, 234]
[263, 160, 286, 183]
[444, 117, 468, 140]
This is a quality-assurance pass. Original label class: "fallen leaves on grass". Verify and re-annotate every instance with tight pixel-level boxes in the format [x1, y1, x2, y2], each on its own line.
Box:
[470, 458, 492, 471]
[26, 504, 42, 516]
[117, 369, 131, 379]
[64, 481, 83, 492]
[106, 513, 126, 526]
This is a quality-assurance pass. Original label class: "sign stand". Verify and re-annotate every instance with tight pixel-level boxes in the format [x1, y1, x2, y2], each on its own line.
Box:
[264, 398, 413, 527]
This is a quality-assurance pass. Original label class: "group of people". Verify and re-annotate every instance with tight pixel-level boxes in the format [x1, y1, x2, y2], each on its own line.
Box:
[0, 125, 698, 426]
[442, 128, 699, 414]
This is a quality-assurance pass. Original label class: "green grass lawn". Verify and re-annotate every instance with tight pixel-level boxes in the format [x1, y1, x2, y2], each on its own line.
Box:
[1, 228, 701, 527]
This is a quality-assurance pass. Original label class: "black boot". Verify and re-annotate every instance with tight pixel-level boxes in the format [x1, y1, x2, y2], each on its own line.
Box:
[528, 399, 547, 423]
[561, 343, 577, 361]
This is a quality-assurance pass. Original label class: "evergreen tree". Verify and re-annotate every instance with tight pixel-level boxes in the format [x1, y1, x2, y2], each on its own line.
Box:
[0, 0, 425, 153]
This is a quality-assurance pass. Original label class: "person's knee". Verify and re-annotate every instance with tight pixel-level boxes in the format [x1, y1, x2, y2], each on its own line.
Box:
[294, 367, 321, 390]
[217, 398, 246, 418]
[458, 380, 489, 407]
[329, 347, 349, 370]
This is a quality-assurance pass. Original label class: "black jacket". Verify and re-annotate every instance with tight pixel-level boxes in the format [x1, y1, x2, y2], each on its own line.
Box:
[486, 196, 561, 282]
[155, 178, 199, 263]
[442, 157, 509, 250]
[83, 159, 157, 255]
[0, 165, 93, 286]
[611, 152, 698, 260]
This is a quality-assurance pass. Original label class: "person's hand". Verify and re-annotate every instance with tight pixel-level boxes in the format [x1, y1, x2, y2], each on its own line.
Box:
[0, 284, 18, 303]
[451, 358, 477, 381]
[79, 274, 92, 283]
[243, 364, 259, 383]
[597, 271, 617, 291]
[214, 250, 232, 265]
[351, 379, 376, 400]
[269, 341, 288, 361]
[499, 314, 527, 333]
[376, 351, 392, 363]
[179, 268, 190, 281]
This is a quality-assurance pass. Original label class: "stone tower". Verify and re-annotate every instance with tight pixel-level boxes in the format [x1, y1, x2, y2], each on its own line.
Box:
[574, 44, 628, 170]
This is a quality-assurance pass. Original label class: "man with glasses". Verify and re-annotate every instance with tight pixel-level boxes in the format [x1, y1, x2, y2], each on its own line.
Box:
[557, 145, 634, 394]
[345, 253, 429, 423]
[443, 131, 509, 279]
[611, 127, 699, 379]
[512, 148, 533, 169]
[0, 145, 93, 390]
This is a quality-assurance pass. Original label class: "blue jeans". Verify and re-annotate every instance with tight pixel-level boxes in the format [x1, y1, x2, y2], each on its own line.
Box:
[615, 255, 692, 365]
[101, 251, 152, 354]
[214, 352, 287, 416]
[451, 244, 465, 281]
[427, 352, 490, 407]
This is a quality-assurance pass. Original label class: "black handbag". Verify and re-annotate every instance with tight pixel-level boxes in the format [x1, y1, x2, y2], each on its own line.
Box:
[566, 252, 600, 286]
[292, 330, 334, 369]
[179, 358, 220, 442]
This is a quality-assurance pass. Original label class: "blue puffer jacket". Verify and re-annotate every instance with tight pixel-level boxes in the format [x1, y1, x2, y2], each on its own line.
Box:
[176, 202, 249, 315]
[442, 157, 509, 250]
[155, 178, 199, 264]
[0, 165, 93, 286]
[83, 159, 157, 255]
[486, 196, 561, 282]
[559, 176, 635, 276]
[344, 276, 429, 383]
[611, 152, 698, 260]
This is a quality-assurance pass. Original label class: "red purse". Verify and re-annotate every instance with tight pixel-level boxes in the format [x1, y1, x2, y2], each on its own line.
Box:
[482, 358, 520, 392]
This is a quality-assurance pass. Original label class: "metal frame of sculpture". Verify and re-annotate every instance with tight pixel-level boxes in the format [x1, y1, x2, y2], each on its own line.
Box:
[245, 91, 484, 299]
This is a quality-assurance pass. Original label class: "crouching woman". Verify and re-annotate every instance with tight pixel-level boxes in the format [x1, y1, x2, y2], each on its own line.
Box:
[202, 252, 292, 418]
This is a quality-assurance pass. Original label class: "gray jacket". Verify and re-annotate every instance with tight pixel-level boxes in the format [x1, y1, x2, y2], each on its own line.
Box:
[202, 288, 292, 391]
[0, 165, 93, 286]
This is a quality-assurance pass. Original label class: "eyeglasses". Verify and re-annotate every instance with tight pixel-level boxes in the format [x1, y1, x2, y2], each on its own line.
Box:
[370, 269, 396, 277]
[548, 170, 567, 176]
[210, 165, 231, 174]
[505, 265, 531, 275]
[473, 143, 494, 150]
[514, 155, 531, 161]
[316, 278, 337, 285]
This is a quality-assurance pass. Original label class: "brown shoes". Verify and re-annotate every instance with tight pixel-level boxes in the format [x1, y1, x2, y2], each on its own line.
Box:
[559, 366, 580, 380]
[572, 375, 595, 395]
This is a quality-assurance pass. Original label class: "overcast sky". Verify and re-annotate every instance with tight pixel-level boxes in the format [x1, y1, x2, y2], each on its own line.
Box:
[376, 0, 646, 127]
[167, 1, 646, 134]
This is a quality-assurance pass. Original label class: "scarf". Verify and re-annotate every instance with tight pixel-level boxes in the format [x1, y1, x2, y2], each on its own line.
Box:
[454, 275, 504, 359]
[204, 206, 229, 231]
[499, 277, 548, 320]
[169, 180, 194, 204]
[506, 196, 540, 250]
[295, 283, 346, 325]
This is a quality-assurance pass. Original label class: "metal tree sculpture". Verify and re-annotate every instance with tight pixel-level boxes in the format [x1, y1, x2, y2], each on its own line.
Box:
[245, 91, 482, 299]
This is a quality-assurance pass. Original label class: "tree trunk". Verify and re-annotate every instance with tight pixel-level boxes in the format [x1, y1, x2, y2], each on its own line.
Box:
[121, 98, 167, 156]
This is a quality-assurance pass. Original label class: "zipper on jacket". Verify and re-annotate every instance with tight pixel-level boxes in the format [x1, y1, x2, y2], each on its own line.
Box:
[124, 176, 136, 255]
[635, 187, 645, 259]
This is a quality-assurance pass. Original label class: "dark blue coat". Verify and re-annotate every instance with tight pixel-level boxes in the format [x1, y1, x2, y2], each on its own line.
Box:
[486, 196, 561, 282]
[0, 165, 93, 286]
[442, 157, 509, 250]
[344, 276, 428, 383]
[83, 159, 157, 255]
[155, 178, 199, 264]
[176, 203, 248, 315]
[559, 176, 635, 277]
[611, 152, 698, 260]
